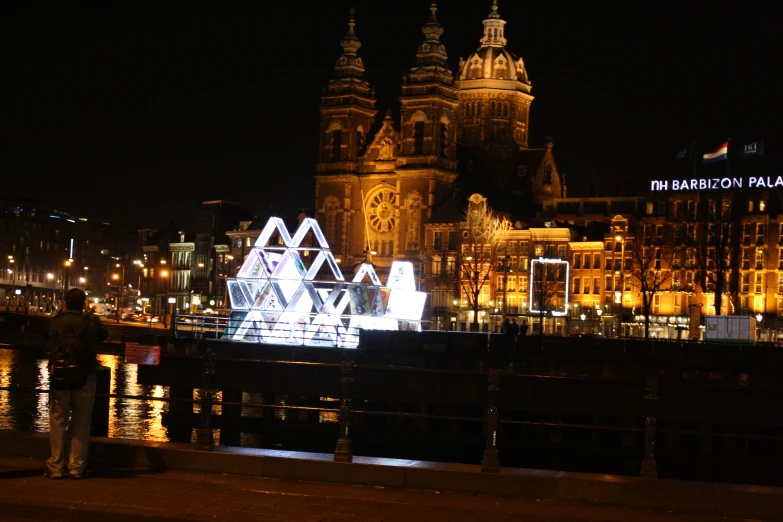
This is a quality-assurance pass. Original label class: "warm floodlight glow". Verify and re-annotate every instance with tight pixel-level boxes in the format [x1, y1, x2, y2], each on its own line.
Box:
[225, 217, 426, 348]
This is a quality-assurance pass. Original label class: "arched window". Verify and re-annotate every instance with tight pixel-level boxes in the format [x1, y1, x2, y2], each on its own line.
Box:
[440, 115, 450, 156]
[490, 101, 496, 117]
[502, 103, 509, 118]
[405, 192, 423, 250]
[329, 121, 342, 161]
[356, 125, 365, 155]
[411, 111, 426, 155]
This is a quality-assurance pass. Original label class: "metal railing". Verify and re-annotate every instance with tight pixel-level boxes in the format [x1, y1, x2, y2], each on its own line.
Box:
[2, 345, 783, 480]
[172, 312, 367, 348]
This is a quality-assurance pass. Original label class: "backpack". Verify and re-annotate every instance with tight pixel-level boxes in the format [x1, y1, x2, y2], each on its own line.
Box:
[49, 315, 91, 390]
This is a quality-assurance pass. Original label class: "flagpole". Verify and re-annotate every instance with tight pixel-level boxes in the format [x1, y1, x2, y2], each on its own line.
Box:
[726, 138, 731, 179]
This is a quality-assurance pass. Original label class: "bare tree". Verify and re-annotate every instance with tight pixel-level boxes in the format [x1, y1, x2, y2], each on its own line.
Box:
[530, 257, 568, 339]
[458, 195, 511, 331]
[627, 217, 676, 340]
[688, 195, 739, 316]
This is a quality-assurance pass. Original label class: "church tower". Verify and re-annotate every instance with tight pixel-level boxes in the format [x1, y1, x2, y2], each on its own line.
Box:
[399, 3, 459, 166]
[316, 9, 377, 171]
[314, 9, 377, 264]
[456, 0, 534, 188]
[392, 2, 459, 256]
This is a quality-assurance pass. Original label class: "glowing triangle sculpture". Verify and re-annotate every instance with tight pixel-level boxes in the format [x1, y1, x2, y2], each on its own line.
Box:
[224, 217, 427, 348]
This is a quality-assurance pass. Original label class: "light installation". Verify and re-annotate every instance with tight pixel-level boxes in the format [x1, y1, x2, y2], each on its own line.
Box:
[224, 217, 427, 348]
[528, 257, 569, 316]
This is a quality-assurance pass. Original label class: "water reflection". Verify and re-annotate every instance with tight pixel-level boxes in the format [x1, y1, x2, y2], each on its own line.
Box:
[97, 354, 170, 442]
[1, 348, 339, 447]
[0, 349, 172, 442]
[0, 349, 16, 429]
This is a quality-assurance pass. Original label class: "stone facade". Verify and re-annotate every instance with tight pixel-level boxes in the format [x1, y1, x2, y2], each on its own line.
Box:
[314, 3, 562, 280]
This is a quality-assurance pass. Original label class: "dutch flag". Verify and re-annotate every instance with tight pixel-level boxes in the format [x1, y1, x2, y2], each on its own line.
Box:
[702, 142, 729, 164]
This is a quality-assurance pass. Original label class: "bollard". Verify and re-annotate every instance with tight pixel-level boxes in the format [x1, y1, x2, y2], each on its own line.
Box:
[481, 368, 501, 471]
[195, 343, 215, 450]
[334, 359, 353, 462]
[640, 375, 658, 479]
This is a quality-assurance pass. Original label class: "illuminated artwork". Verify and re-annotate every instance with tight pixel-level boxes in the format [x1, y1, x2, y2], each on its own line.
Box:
[225, 217, 426, 348]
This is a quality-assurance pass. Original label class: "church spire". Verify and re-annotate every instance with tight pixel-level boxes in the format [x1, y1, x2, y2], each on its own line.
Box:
[480, 0, 507, 47]
[413, 2, 449, 71]
[332, 8, 366, 82]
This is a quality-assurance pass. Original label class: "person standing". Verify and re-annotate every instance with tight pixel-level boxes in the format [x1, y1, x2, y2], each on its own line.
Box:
[501, 317, 511, 336]
[43, 288, 108, 479]
[520, 320, 529, 338]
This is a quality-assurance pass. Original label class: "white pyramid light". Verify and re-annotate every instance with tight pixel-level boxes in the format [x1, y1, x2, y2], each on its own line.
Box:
[224, 217, 427, 348]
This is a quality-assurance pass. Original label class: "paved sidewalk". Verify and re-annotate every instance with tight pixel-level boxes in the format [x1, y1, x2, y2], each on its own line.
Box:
[0, 456, 752, 522]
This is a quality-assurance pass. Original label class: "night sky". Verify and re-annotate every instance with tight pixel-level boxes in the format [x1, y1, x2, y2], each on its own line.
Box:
[2, 2, 776, 230]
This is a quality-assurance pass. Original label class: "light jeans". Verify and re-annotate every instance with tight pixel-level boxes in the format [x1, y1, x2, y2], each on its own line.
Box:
[47, 379, 96, 476]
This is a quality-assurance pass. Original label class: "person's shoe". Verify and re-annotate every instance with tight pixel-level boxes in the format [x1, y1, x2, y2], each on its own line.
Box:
[43, 469, 66, 479]
[69, 470, 90, 480]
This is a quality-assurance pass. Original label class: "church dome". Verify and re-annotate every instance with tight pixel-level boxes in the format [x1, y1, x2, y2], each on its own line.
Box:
[459, 46, 528, 84]
[457, 1, 531, 92]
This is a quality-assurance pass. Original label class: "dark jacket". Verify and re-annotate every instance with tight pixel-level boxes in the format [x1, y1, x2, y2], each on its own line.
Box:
[43, 310, 109, 376]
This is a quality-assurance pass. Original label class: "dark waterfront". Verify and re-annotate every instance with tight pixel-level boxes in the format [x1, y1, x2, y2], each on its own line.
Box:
[2, 341, 782, 488]
[0, 347, 339, 448]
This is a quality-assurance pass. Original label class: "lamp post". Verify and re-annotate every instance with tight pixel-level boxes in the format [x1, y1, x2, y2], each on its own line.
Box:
[615, 233, 625, 338]
[46, 273, 54, 313]
[756, 312, 763, 342]
[596, 307, 603, 335]
[112, 263, 125, 323]
[7, 256, 14, 311]
[62, 259, 72, 302]
[580, 313, 586, 333]
[161, 269, 169, 328]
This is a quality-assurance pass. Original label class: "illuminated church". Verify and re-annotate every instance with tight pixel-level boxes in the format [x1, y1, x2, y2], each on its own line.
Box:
[313, 2, 565, 275]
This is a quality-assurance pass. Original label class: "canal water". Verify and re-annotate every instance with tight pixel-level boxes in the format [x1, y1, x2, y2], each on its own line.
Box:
[0, 348, 338, 449]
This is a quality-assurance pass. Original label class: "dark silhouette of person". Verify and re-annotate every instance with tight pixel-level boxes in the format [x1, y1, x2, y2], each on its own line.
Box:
[510, 319, 520, 340]
[520, 320, 529, 338]
[501, 318, 511, 336]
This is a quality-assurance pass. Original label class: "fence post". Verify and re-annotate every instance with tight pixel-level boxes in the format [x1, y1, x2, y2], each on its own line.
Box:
[195, 342, 215, 450]
[481, 368, 501, 471]
[640, 375, 658, 479]
[334, 358, 354, 462]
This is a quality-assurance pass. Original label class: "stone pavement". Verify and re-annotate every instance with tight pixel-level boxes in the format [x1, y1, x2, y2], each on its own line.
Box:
[0, 431, 781, 521]
[0, 456, 756, 522]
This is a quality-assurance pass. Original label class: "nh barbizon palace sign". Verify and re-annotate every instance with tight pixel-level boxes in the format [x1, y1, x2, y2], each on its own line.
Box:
[651, 176, 782, 192]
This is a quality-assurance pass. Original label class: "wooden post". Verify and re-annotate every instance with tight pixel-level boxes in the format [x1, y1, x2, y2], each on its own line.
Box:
[481, 369, 501, 472]
[334, 358, 353, 462]
[640, 376, 658, 479]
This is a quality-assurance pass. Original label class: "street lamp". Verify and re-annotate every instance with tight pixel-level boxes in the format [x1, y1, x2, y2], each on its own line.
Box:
[615, 233, 625, 337]
[580, 312, 586, 333]
[596, 307, 603, 335]
[161, 269, 170, 327]
[62, 259, 72, 301]
[756, 313, 763, 341]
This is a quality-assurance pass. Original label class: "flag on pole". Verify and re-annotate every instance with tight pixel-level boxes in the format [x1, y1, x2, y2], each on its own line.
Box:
[702, 141, 729, 163]
[738, 139, 764, 157]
